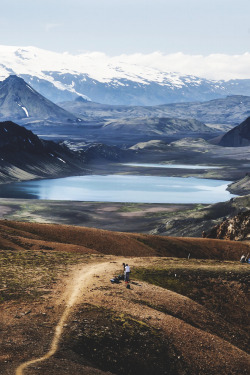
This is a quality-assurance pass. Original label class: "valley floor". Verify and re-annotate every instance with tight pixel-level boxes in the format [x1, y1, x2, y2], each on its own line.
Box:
[0, 193, 250, 238]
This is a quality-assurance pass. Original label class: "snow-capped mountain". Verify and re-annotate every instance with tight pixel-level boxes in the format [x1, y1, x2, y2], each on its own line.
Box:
[1, 45, 250, 105]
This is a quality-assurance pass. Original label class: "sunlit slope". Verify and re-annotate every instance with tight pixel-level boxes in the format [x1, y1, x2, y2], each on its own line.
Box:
[0, 220, 248, 259]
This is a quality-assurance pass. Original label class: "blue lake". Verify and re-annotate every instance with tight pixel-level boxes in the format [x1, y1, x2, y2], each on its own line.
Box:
[0, 174, 236, 204]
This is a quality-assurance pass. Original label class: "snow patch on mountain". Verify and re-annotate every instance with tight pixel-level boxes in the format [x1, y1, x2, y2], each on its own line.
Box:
[1, 45, 250, 105]
[0, 45, 219, 86]
[21, 106, 29, 117]
[0, 45, 249, 82]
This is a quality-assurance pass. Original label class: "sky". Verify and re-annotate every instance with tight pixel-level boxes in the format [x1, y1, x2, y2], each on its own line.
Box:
[0, 0, 249, 56]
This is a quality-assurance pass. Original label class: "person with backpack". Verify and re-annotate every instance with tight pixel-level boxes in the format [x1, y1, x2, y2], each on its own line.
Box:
[125, 264, 130, 282]
[240, 254, 246, 263]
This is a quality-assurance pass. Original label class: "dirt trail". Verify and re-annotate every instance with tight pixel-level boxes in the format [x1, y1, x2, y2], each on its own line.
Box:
[15, 261, 116, 375]
[14, 257, 250, 375]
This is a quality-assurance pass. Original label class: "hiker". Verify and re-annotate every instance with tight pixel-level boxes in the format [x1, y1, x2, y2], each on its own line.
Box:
[125, 264, 130, 282]
[240, 254, 246, 263]
[122, 263, 126, 280]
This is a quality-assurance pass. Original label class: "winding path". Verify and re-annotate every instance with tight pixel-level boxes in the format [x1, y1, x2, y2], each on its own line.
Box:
[15, 258, 250, 375]
[15, 261, 115, 375]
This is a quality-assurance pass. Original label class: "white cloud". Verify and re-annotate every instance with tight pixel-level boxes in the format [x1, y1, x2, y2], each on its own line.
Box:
[0, 45, 250, 82]
[44, 23, 61, 32]
[116, 52, 250, 80]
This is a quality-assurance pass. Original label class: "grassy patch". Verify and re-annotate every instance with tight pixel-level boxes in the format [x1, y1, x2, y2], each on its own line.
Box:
[0, 250, 91, 303]
[117, 203, 142, 212]
[132, 260, 250, 327]
[132, 267, 192, 296]
[63, 304, 178, 375]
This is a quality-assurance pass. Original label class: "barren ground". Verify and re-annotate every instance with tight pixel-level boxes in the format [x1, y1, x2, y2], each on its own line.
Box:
[0, 221, 249, 375]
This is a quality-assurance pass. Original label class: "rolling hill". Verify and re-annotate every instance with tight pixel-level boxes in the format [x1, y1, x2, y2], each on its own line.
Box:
[0, 221, 249, 374]
[0, 219, 248, 259]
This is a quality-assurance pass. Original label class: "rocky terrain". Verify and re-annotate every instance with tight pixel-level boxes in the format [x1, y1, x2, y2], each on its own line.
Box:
[60, 94, 250, 126]
[218, 116, 250, 147]
[205, 210, 250, 241]
[227, 174, 250, 195]
[57, 95, 250, 145]
[1, 219, 248, 258]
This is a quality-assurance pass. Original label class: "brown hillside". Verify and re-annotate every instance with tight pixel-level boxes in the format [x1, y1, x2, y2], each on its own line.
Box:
[0, 220, 249, 259]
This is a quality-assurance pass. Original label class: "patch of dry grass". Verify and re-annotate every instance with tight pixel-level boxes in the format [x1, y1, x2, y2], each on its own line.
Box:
[0, 250, 92, 303]
[133, 258, 250, 328]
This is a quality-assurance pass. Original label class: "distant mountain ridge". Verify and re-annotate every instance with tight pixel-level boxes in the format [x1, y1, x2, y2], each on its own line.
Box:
[60, 95, 250, 126]
[0, 75, 221, 146]
[1, 45, 250, 105]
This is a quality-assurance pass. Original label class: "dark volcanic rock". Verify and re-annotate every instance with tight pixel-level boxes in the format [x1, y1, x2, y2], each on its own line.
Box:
[0, 121, 86, 183]
[0, 121, 44, 152]
[219, 117, 250, 147]
[84, 143, 133, 162]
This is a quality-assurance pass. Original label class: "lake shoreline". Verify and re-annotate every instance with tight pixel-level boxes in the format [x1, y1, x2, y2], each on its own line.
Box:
[0, 172, 236, 204]
[0, 193, 248, 238]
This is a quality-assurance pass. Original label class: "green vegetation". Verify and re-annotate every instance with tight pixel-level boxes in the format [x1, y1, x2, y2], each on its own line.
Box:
[133, 268, 191, 295]
[132, 259, 250, 327]
[0, 250, 90, 303]
[117, 203, 142, 212]
[64, 304, 176, 375]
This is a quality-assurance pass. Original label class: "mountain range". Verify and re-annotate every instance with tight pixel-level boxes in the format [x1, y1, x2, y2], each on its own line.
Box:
[0, 75, 221, 146]
[1, 72, 250, 149]
[1, 45, 250, 105]
[60, 94, 250, 126]
[1, 73, 250, 149]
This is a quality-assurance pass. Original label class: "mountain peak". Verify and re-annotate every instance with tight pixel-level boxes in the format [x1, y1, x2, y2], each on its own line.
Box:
[3, 74, 26, 85]
[75, 96, 89, 103]
[0, 75, 80, 124]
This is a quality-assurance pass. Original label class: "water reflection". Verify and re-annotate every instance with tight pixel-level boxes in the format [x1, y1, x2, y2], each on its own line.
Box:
[0, 175, 236, 204]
